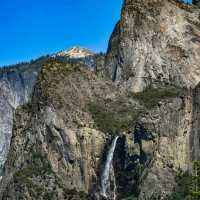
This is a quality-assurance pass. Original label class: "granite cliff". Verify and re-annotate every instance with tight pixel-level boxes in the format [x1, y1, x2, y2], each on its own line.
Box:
[106, 0, 200, 92]
[0, 48, 103, 175]
[1, 0, 200, 200]
[0, 59, 43, 173]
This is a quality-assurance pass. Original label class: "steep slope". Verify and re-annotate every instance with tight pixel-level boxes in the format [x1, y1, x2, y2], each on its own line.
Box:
[104, 1, 200, 198]
[0, 50, 104, 175]
[106, 0, 200, 92]
[0, 59, 134, 199]
[0, 60, 43, 172]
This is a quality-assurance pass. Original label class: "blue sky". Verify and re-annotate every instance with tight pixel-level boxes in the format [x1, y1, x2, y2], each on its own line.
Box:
[185, 0, 193, 3]
[0, 0, 123, 66]
[0, 0, 192, 66]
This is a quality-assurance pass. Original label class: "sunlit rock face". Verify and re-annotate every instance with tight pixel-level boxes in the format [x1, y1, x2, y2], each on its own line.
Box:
[0, 62, 41, 170]
[0, 52, 104, 174]
[106, 0, 200, 92]
[0, 61, 117, 199]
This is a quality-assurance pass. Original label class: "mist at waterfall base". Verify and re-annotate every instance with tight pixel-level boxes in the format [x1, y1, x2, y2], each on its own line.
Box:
[101, 136, 119, 199]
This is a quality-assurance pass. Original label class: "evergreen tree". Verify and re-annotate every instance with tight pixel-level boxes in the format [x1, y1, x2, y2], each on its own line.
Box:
[189, 161, 200, 199]
[193, 0, 200, 5]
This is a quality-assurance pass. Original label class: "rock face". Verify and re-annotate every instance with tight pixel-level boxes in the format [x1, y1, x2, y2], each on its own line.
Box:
[190, 84, 200, 162]
[1, 0, 200, 200]
[104, 1, 200, 198]
[137, 92, 193, 199]
[106, 0, 200, 92]
[0, 52, 104, 175]
[0, 61, 42, 171]
[0, 60, 193, 200]
[0, 60, 120, 199]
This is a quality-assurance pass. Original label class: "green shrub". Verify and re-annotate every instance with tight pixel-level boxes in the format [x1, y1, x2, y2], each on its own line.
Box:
[132, 87, 182, 109]
[164, 172, 192, 200]
[14, 153, 53, 181]
[88, 99, 141, 134]
[165, 161, 200, 200]
[122, 197, 138, 200]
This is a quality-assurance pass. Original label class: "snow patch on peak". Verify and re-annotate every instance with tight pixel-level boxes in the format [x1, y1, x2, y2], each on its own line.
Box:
[55, 47, 95, 59]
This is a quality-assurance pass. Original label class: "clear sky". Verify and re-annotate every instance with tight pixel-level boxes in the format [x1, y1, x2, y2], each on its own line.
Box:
[0, 0, 123, 66]
[185, 0, 193, 3]
[0, 0, 192, 66]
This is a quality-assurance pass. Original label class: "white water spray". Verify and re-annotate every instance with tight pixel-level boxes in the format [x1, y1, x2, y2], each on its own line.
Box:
[101, 136, 119, 198]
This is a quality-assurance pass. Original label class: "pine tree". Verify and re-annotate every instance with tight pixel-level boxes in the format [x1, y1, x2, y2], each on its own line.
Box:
[189, 161, 200, 200]
[193, 0, 200, 5]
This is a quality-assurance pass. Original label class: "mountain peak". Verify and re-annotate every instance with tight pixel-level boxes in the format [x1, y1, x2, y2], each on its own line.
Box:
[56, 46, 95, 59]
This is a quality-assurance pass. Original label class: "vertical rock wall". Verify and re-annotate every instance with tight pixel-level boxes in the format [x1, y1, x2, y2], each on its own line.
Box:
[106, 0, 200, 92]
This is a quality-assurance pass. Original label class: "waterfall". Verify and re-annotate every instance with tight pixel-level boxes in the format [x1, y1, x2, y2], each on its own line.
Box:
[101, 136, 119, 199]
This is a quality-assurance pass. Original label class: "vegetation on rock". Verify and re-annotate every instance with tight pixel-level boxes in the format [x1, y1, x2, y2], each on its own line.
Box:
[164, 161, 200, 200]
[13, 152, 55, 199]
[87, 97, 141, 134]
[87, 86, 182, 135]
[131, 86, 183, 109]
